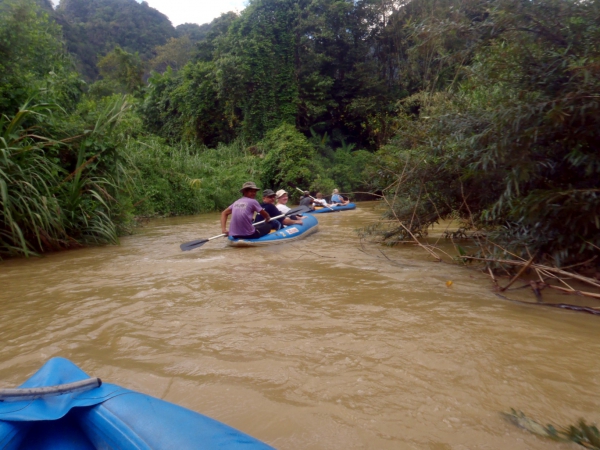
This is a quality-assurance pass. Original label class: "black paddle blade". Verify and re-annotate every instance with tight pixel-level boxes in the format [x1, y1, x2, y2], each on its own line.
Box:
[180, 239, 209, 251]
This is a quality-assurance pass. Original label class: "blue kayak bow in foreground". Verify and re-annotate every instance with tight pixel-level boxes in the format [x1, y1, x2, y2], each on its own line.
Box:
[0, 357, 273, 449]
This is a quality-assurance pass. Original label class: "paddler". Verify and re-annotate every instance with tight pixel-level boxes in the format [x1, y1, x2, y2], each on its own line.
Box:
[299, 191, 315, 210]
[221, 181, 271, 239]
[275, 189, 292, 213]
[256, 189, 304, 230]
[331, 188, 349, 205]
[313, 192, 332, 207]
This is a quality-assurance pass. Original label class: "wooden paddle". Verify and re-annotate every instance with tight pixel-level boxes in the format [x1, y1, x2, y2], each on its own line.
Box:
[180, 205, 310, 251]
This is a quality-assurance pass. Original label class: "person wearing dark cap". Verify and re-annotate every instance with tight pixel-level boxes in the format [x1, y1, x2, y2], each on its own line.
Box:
[299, 191, 315, 210]
[255, 189, 304, 231]
[221, 181, 271, 239]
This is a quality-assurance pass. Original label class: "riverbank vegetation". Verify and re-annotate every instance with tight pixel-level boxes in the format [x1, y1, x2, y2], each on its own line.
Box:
[1, 0, 599, 273]
[504, 410, 600, 449]
[365, 0, 600, 266]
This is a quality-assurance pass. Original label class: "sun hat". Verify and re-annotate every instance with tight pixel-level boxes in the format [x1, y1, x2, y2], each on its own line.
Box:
[263, 189, 276, 197]
[239, 181, 260, 192]
[275, 189, 288, 199]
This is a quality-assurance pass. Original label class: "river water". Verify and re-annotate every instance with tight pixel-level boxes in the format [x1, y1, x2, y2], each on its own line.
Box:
[1, 202, 599, 449]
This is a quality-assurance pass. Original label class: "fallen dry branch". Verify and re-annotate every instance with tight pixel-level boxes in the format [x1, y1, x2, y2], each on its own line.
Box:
[537, 267, 577, 291]
[486, 241, 526, 262]
[494, 293, 600, 316]
[545, 284, 600, 300]
[359, 191, 600, 316]
[500, 254, 536, 292]
[422, 244, 454, 260]
[380, 192, 441, 261]
[487, 266, 499, 287]
[462, 256, 600, 290]
[540, 303, 600, 315]
[506, 277, 600, 300]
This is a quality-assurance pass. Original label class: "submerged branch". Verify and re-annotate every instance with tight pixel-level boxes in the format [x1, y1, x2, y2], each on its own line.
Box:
[494, 293, 600, 316]
[463, 256, 600, 290]
[499, 254, 536, 292]
[545, 284, 600, 300]
[380, 190, 442, 262]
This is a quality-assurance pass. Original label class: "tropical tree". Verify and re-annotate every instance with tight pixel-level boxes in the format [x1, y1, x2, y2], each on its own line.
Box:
[148, 36, 195, 73]
[96, 46, 145, 95]
[57, 0, 175, 80]
[368, 0, 600, 266]
[0, 0, 80, 114]
[259, 123, 328, 197]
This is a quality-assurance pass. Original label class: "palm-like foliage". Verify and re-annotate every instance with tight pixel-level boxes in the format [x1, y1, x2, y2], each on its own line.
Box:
[0, 104, 67, 257]
[0, 97, 133, 258]
[57, 96, 133, 244]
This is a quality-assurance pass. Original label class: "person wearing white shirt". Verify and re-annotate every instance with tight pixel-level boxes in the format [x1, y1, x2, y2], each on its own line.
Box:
[275, 189, 291, 213]
[275, 189, 307, 221]
[313, 192, 332, 207]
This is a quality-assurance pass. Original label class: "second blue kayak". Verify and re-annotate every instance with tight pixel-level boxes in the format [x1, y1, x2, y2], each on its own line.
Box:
[306, 203, 356, 214]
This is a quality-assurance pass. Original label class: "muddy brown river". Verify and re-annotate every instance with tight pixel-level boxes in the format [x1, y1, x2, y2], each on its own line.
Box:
[1, 202, 599, 449]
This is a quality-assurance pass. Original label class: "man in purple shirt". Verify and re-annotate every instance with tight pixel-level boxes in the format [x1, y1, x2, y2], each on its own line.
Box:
[221, 181, 272, 239]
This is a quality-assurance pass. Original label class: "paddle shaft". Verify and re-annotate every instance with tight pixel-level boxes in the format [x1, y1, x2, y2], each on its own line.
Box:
[294, 186, 316, 201]
[253, 212, 287, 226]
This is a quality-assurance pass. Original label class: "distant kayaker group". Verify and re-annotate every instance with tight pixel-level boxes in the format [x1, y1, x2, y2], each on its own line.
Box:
[221, 181, 350, 240]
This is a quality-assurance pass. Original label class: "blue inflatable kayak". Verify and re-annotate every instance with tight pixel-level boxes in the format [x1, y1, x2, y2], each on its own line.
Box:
[227, 214, 318, 247]
[305, 203, 356, 214]
[0, 357, 273, 449]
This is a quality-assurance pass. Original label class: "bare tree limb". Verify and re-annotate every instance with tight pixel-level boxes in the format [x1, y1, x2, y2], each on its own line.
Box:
[500, 254, 536, 292]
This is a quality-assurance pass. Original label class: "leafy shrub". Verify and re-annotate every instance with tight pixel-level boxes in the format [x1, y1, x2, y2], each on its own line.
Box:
[259, 123, 326, 200]
[367, 0, 600, 266]
[0, 106, 65, 257]
[127, 138, 263, 216]
[0, 0, 82, 114]
[0, 96, 136, 258]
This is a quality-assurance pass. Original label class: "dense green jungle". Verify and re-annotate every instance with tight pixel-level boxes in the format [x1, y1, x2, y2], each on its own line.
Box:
[1, 0, 599, 280]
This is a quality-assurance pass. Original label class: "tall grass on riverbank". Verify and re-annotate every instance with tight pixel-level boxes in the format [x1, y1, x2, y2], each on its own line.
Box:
[0, 105, 65, 257]
[127, 123, 374, 217]
[0, 98, 133, 258]
[127, 138, 263, 217]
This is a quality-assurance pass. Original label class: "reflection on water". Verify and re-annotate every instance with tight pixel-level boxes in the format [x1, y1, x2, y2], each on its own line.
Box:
[1, 203, 599, 449]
